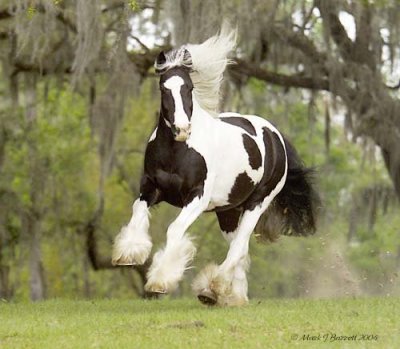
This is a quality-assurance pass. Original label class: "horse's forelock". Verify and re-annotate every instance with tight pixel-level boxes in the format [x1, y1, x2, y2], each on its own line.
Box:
[154, 46, 193, 74]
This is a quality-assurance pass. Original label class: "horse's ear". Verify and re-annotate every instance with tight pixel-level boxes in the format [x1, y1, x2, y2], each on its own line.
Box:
[183, 48, 191, 62]
[182, 48, 194, 72]
[156, 51, 166, 66]
[155, 51, 167, 74]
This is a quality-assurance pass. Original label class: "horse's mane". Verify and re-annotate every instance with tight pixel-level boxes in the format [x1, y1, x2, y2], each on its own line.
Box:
[155, 23, 237, 115]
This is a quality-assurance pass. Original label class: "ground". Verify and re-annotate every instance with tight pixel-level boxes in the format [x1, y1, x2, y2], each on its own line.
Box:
[0, 297, 398, 349]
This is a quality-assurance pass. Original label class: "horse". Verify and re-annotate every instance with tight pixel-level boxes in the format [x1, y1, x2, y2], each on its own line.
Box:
[112, 25, 319, 306]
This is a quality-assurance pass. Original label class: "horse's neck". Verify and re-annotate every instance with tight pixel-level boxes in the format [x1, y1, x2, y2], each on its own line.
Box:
[188, 97, 219, 159]
[191, 96, 216, 128]
[155, 96, 217, 148]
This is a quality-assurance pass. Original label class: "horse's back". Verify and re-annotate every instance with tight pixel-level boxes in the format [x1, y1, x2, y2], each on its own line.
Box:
[218, 112, 285, 144]
[206, 112, 287, 211]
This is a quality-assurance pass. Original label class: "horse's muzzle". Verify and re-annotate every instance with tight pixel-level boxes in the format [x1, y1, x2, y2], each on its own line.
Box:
[173, 125, 191, 142]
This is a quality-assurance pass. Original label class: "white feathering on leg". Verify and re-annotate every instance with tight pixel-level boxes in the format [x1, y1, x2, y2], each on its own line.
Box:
[193, 262, 249, 307]
[145, 235, 196, 293]
[112, 199, 152, 266]
[192, 263, 220, 295]
[230, 255, 250, 303]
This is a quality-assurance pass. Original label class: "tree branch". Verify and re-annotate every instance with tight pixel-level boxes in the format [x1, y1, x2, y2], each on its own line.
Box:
[53, 8, 77, 33]
[230, 59, 330, 91]
[129, 35, 150, 52]
[272, 24, 327, 70]
[315, 0, 355, 61]
[0, 5, 77, 32]
[354, 3, 376, 69]
[128, 44, 172, 77]
[0, 7, 12, 20]
[12, 61, 72, 77]
[11, 43, 171, 78]
[101, 1, 156, 13]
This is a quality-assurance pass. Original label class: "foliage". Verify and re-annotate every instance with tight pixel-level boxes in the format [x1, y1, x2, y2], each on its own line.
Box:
[0, 0, 399, 302]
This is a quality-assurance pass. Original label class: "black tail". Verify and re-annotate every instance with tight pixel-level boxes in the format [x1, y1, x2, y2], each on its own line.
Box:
[255, 138, 320, 243]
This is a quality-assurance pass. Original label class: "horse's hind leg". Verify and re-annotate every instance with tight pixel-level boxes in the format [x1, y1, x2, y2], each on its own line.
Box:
[112, 176, 160, 266]
[193, 208, 242, 306]
[193, 195, 278, 306]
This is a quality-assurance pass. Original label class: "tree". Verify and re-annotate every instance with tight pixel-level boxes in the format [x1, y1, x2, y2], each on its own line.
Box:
[0, 0, 163, 299]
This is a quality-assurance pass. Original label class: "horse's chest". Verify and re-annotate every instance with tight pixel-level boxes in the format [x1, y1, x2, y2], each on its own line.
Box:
[145, 141, 208, 207]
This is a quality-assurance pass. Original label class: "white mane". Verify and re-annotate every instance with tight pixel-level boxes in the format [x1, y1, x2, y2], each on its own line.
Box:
[155, 23, 237, 114]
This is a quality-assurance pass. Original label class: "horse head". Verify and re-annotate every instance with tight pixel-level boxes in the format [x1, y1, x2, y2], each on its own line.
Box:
[155, 49, 194, 142]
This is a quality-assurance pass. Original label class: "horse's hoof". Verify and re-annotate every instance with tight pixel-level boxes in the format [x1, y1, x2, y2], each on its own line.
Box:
[112, 261, 137, 266]
[198, 289, 217, 306]
[146, 290, 166, 299]
[144, 282, 168, 295]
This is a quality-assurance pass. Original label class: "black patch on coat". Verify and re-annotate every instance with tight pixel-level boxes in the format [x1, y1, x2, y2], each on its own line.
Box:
[216, 207, 242, 233]
[139, 175, 163, 206]
[142, 111, 207, 208]
[227, 172, 255, 207]
[220, 116, 257, 136]
[243, 127, 286, 211]
[242, 134, 262, 169]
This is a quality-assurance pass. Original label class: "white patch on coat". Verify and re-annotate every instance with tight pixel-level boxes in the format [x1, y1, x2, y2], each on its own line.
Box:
[163, 76, 189, 130]
[148, 127, 157, 142]
[164, 118, 172, 128]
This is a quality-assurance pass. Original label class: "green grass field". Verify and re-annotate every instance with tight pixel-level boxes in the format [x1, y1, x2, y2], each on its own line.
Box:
[0, 297, 398, 349]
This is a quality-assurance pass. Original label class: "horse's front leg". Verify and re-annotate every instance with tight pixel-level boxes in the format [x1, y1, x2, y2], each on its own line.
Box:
[112, 176, 160, 266]
[145, 194, 210, 294]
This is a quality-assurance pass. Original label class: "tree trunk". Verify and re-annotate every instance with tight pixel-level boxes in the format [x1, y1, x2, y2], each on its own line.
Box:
[381, 145, 400, 202]
[0, 231, 12, 299]
[0, 263, 11, 299]
[82, 254, 91, 298]
[25, 73, 46, 301]
[324, 99, 331, 157]
[27, 214, 46, 301]
[348, 202, 359, 243]
[0, 125, 11, 299]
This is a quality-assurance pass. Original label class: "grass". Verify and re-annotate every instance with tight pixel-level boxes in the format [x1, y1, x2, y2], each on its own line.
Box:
[0, 297, 399, 349]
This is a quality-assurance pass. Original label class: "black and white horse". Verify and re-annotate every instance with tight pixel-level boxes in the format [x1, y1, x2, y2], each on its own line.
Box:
[112, 26, 318, 306]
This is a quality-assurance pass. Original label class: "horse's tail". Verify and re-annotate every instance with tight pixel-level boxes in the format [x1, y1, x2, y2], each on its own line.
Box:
[255, 138, 320, 243]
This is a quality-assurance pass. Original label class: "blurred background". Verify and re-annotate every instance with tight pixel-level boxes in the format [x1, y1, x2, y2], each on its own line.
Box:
[0, 0, 399, 302]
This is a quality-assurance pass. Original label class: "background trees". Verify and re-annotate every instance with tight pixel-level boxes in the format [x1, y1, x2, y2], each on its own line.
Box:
[0, 0, 399, 301]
